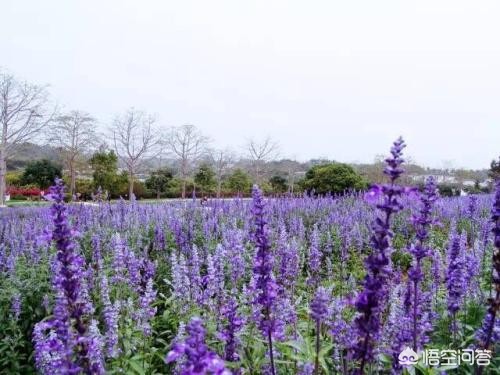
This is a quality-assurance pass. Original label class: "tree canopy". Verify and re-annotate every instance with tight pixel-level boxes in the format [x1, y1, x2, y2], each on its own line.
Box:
[194, 164, 216, 195]
[225, 169, 252, 195]
[89, 150, 119, 194]
[269, 175, 287, 194]
[490, 156, 500, 181]
[21, 159, 62, 189]
[145, 169, 173, 199]
[301, 163, 367, 195]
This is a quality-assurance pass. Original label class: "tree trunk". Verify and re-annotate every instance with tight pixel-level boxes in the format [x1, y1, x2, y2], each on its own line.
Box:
[128, 169, 134, 200]
[180, 162, 187, 199]
[70, 164, 76, 200]
[0, 125, 6, 207]
[156, 189, 161, 199]
[0, 150, 6, 207]
[181, 178, 186, 199]
[216, 180, 222, 198]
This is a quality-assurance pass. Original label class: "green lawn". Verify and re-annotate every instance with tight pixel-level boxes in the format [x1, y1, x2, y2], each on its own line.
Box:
[6, 200, 50, 207]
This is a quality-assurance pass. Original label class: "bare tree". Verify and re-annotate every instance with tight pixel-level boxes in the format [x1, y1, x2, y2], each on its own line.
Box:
[111, 108, 161, 199]
[246, 136, 279, 184]
[166, 124, 209, 198]
[50, 111, 97, 198]
[281, 158, 302, 194]
[0, 72, 55, 206]
[209, 148, 234, 198]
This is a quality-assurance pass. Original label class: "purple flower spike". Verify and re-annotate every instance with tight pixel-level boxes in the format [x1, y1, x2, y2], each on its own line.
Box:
[476, 180, 500, 370]
[165, 317, 231, 375]
[310, 287, 330, 323]
[351, 137, 405, 373]
[251, 185, 279, 375]
[32, 179, 105, 374]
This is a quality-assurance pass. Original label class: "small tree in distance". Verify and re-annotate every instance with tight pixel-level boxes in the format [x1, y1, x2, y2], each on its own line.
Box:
[111, 108, 161, 200]
[145, 168, 173, 199]
[166, 124, 209, 199]
[301, 163, 368, 195]
[490, 156, 500, 182]
[269, 175, 287, 194]
[0, 71, 56, 206]
[209, 148, 233, 198]
[226, 168, 252, 196]
[89, 148, 119, 196]
[21, 159, 62, 189]
[50, 111, 97, 199]
[194, 163, 216, 196]
[246, 136, 279, 184]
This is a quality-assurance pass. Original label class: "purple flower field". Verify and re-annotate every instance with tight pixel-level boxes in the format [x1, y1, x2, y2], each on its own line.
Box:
[0, 139, 498, 374]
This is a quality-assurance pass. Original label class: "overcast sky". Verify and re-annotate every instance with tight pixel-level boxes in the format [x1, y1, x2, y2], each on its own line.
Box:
[2, 0, 499, 169]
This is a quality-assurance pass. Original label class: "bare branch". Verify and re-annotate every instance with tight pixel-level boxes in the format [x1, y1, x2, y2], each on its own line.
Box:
[245, 136, 280, 183]
[110, 108, 162, 199]
[208, 148, 235, 198]
[165, 124, 210, 198]
[48, 110, 98, 197]
[0, 71, 55, 205]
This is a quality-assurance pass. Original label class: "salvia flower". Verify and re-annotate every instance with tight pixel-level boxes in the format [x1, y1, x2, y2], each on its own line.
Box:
[137, 277, 157, 336]
[351, 137, 405, 373]
[251, 185, 279, 375]
[446, 229, 466, 336]
[218, 293, 244, 362]
[310, 287, 330, 323]
[476, 180, 500, 362]
[311, 287, 330, 375]
[100, 274, 120, 358]
[406, 176, 438, 350]
[165, 317, 231, 375]
[33, 179, 105, 374]
[307, 226, 321, 286]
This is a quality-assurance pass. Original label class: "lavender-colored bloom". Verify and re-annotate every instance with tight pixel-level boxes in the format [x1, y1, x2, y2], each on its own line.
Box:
[476, 180, 500, 358]
[203, 253, 218, 306]
[224, 229, 246, 285]
[154, 224, 165, 251]
[33, 179, 105, 374]
[406, 176, 438, 350]
[251, 185, 279, 375]
[218, 294, 244, 362]
[111, 233, 127, 284]
[327, 296, 351, 350]
[298, 362, 314, 375]
[126, 248, 141, 290]
[137, 278, 157, 336]
[277, 238, 300, 295]
[446, 230, 466, 337]
[171, 252, 191, 310]
[33, 321, 67, 374]
[464, 250, 480, 298]
[467, 195, 478, 218]
[307, 226, 321, 286]
[100, 274, 120, 358]
[310, 287, 329, 323]
[351, 137, 405, 373]
[165, 317, 231, 375]
[311, 287, 330, 375]
[446, 231, 466, 315]
[85, 320, 106, 374]
[188, 245, 203, 304]
[91, 234, 103, 271]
